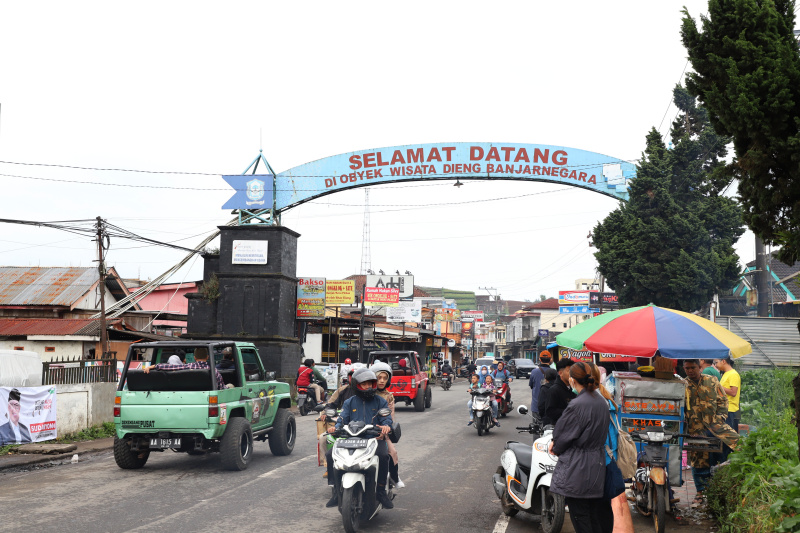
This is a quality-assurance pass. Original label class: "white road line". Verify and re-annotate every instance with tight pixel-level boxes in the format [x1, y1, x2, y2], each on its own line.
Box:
[257, 454, 315, 477]
[492, 513, 510, 533]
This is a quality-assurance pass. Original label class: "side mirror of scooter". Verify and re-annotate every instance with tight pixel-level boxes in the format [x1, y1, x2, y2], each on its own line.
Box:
[313, 404, 326, 412]
[517, 405, 529, 415]
[325, 408, 338, 418]
[377, 407, 391, 417]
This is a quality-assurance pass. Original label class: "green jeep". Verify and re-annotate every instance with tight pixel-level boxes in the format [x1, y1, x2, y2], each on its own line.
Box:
[113, 341, 295, 471]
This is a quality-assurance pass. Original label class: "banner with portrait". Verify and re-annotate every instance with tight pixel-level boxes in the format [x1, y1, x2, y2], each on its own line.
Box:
[0, 386, 57, 446]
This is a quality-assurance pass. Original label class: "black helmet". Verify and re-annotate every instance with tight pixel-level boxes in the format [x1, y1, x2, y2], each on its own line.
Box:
[351, 368, 378, 400]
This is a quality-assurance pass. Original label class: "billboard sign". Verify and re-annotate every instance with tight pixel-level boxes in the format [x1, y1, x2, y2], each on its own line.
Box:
[559, 305, 599, 314]
[560, 348, 595, 363]
[366, 274, 414, 299]
[297, 277, 326, 319]
[589, 292, 619, 307]
[435, 308, 461, 322]
[232, 240, 269, 265]
[461, 310, 485, 321]
[325, 280, 355, 305]
[386, 300, 422, 322]
[364, 287, 400, 307]
[558, 290, 591, 305]
[0, 386, 57, 446]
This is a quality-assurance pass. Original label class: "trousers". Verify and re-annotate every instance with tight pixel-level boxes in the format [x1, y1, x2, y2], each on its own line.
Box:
[564, 496, 613, 533]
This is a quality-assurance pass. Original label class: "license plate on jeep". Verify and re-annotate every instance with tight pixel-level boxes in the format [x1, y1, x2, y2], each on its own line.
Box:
[149, 438, 181, 448]
[338, 439, 367, 449]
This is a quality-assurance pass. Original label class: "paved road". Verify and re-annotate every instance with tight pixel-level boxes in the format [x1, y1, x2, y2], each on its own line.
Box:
[0, 379, 704, 532]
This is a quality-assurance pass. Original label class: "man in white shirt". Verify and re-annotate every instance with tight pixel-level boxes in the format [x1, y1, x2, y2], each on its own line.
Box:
[0, 388, 31, 445]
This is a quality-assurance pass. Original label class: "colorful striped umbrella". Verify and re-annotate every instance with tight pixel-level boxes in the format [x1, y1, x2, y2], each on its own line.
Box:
[555, 304, 751, 359]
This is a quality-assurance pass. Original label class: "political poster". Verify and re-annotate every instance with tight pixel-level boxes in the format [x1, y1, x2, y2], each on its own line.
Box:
[297, 277, 326, 319]
[0, 386, 57, 446]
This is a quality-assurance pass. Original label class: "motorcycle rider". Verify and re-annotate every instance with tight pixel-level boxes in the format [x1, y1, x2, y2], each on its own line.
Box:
[317, 369, 357, 478]
[440, 360, 453, 381]
[482, 374, 500, 427]
[370, 361, 404, 489]
[340, 358, 355, 385]
[297, 358, 326, 405]
[528, 351, 553, 414]
[491, 360, 513, 407]
[325, 368, 394, 509]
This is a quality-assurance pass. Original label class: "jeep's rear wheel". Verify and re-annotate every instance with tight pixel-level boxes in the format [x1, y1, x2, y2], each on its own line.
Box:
[424, 385, 432, 408]
[413, 387, 425, 412]
[269, 408, 296, 456]
[220, 417, 253, 470]
[113, 436, 149, 469]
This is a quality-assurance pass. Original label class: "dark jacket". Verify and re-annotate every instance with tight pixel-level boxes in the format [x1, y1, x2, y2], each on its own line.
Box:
[527, 364, 550, 413]
[0, 421, 31, 445]
[336, 394, 393, 430]
[550, 389, 610, 499]
[538, 381, 555, 420]
[544, 378, 576, 425]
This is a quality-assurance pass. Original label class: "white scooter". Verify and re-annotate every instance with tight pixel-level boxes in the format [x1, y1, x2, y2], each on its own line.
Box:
[492, 406, 565, 533]
[329, 413, 395, 533]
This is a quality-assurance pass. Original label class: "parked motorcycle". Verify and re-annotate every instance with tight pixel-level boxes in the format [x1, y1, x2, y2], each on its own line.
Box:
[328, 413, 396, 533]
[470, 388, 494, 436]
[630, 427, 714, 533]
[297, 378, 328, 416]
[440, 372, 452, 391]
[494, 379, 513, 417]
[492, 405, 565, 533]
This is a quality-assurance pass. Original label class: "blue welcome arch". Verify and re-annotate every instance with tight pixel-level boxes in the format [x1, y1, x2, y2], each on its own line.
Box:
[222, 142, 635, 213]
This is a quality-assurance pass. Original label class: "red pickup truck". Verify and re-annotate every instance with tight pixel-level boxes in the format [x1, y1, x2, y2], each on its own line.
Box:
[368, 350, 432, 412]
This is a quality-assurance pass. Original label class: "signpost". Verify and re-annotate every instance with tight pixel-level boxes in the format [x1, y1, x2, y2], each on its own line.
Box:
[558, 290, 592, 305]
[326, 280, 355, 305]
[296, 277, 326, 319]
[559, 305, 599, 314]
[589, 292, 619, 307]
[365, 274, 414, 299]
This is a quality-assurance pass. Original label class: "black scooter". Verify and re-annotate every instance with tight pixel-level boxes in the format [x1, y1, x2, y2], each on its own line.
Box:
[297, 378, 327, 416]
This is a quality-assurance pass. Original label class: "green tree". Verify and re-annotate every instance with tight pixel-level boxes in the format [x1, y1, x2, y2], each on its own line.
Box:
[681, 0, 800, 263]
[592, 86, 744, 311]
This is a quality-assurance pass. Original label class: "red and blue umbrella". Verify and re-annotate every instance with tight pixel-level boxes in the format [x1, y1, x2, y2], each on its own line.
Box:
[555, 304, 751, 359]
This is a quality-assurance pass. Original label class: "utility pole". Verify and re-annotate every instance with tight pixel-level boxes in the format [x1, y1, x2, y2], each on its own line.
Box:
[755, 236, 770, 317]
[95, 216, 108, 358]
[357, 285, 366, 363]
[598, 275, 605, 315]
[480, 287, 499, 318]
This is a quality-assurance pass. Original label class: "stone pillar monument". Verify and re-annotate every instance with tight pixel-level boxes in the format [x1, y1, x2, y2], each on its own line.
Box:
[186, 225, 301, 377]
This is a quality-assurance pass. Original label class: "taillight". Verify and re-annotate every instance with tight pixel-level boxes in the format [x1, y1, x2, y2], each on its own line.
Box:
[411, 378, 416, 388]
[208, 395, 219, 417]
[114, 396, 121, 417]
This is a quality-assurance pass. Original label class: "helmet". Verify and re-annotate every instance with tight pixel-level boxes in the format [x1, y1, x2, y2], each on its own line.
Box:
[370, 361, 393, 388]
[344, 358, 352, 365]
[350, 368, 378, 400]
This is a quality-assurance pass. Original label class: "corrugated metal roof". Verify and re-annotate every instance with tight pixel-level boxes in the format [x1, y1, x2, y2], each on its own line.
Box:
[0, 267, 98, 307]
[0, 318, 96, 336]
[717, 316, 800, 368]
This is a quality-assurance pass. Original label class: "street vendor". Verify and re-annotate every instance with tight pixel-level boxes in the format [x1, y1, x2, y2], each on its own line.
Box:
[682, 359, 739, 507]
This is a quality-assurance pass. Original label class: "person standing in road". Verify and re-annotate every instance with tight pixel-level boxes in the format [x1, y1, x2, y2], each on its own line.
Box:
[528, 351, 553, 414]
[543, 358, 576, 426]
[538, 368, 559, 421]
[700, 359, 721, 382]
[683, 360, 739, 506]
[548, 361, 613, 533]
[714, 357, 741, 434]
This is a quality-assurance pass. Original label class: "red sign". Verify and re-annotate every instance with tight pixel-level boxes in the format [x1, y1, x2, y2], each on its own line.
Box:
[597, 352, 636, 363]
[364, 287, 399, 307]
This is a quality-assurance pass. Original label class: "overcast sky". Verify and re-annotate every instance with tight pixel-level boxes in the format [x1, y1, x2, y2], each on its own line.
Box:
[0, 1, 756, 303]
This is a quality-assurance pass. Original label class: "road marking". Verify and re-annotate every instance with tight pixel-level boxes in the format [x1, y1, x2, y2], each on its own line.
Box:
[492, 513, 510, 533]
[258, 455, 314, 477]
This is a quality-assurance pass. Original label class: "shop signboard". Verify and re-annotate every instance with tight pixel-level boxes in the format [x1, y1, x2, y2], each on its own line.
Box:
[297, 277, 326, 319]
[386, 300, 422, 322]
[435, 308, 461, 322]
[325, 280, 355, 305]
[461, 310, 485, 321]
[364, 287, 400, 307]
[589, 292, 619, 307]
[597, 352, 636, 363]
[560, 348, 594, 363]
[538, 329, 550, 337]
[366, 274, 414, 299]
[559, 305, 599, 314]
[558, 290, 591, 305]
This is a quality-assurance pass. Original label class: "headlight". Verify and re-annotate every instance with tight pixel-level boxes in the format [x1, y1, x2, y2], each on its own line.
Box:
[646, 431, 666, 442]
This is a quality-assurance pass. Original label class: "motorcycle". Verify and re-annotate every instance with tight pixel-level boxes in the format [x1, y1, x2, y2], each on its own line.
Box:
[440, 372, 452, 391]
[492, 405, 565, 533]
[297, 378, 328, 416]
[328, 411, 397, 533]
[470, 388, 494, 436]
[629, 427, 716, 533]
[494, 379, 513, 417]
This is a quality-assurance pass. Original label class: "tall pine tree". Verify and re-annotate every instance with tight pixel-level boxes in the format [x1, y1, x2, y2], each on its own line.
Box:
[592, 86, 744, 311]
[682, 0, 800, 263]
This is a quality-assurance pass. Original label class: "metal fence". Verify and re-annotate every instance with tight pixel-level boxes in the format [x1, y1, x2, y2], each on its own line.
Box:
[717, 316, 800, 368]
[42, 353, 118, 385]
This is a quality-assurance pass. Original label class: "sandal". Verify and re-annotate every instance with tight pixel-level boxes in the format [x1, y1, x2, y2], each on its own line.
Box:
[691, 494, 704, 507]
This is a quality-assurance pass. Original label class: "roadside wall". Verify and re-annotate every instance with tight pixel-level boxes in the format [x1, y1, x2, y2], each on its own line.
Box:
[56, 382, 116, 435]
